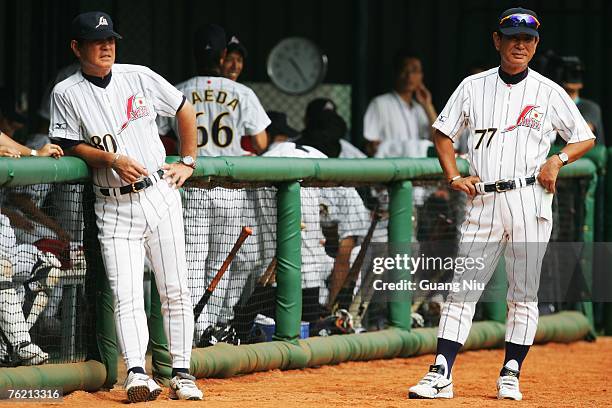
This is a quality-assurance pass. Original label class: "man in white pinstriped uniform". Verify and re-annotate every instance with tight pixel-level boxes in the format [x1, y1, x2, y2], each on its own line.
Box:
[408, 7, 595, 401]
[158, 24, 270, 341]
[49, 12, 203, 402]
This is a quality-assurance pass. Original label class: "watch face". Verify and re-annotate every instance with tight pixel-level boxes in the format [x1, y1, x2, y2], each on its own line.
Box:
[182, 156, 194, 166]
[267, 37, 328, 95]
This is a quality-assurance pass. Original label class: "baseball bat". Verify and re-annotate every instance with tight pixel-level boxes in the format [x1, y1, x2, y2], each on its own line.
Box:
[257, 256, 277, 287]
[328, 205, 381, 311]
[193, 226, 253, 321]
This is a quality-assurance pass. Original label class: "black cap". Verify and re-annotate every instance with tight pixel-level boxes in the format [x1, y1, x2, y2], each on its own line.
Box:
[194, 24, 227, 55]
[301, 110, 346, 158]
[305, 98, 337, 124]
[498, 7, 540, 38]
[71, 11, 122, 40]
[267, 111, 298, 139]
[227, 35, 248, 58]
[0, 88, 26, 124]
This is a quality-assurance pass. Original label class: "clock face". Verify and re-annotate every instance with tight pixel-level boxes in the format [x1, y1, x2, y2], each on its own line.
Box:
[267, 37, 328, 95]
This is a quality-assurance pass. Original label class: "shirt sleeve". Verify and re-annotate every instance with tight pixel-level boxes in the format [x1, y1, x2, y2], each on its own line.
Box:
[142, 68, 185, 117]
[363, 98, 383, 142]
[321, 187, 369, 240]
[432, 79, 471, 141]
[243, 90, 271, 135]
[49, 89, 82, 141]
[550, 89, 595, 144]
[0, 214, 17, 263]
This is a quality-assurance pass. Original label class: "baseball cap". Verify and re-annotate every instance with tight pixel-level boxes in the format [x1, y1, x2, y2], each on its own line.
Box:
[498, 7, 540, 38]
[0, 88, 26, 124]
[266, 111, 298, 139]
[71, 11, 122, 40]
[305, 98, 337, 124]
[194, 24, 227, 55]
[227, 35, 248, 58]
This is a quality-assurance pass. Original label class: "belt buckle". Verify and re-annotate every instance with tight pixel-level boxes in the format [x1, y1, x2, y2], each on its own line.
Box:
[495, 179, 511, 193]
[132, 182, 145, 193]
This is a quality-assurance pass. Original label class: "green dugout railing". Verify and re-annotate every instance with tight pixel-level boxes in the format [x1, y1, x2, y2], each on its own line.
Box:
[0, 153, 601, 392]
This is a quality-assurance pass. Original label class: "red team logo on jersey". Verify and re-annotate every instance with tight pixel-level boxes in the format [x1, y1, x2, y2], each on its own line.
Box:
[502, 105, 542, 133]
[118, 94, 149, 133]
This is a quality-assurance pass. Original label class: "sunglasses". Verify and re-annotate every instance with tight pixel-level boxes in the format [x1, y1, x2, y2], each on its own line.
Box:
[499, 13, 541, 30]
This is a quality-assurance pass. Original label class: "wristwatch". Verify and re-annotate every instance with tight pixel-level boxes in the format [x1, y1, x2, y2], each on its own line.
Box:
[556, 152, 569, 166]
[30, 149, 38, 157]
[179, 155, 196, 169]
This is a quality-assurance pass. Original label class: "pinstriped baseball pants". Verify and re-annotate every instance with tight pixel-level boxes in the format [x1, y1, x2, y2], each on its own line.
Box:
[95, 179, 193, 370]
[438, 184, 553, 346]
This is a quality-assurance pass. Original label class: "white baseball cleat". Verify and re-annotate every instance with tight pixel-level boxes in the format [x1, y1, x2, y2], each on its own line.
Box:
[497, 367, 523, 401]
[408, 364, 453, 399]
[124, 371, 150, 403]
[17, 342, 49, 366]
[169, 372, 203, 400]
[146, 378, 162, 401]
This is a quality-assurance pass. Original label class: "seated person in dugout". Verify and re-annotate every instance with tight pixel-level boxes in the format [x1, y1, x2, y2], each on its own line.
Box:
[0, 214, 63, 367]
[254, 111, 369, 326]
[0, 117, 64, 366]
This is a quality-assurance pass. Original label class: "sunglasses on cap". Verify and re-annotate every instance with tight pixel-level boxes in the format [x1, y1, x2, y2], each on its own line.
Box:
[499, 13, 540, 29]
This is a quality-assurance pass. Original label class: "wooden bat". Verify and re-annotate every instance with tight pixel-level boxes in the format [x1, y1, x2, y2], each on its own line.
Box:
[257, 256, 277, 287]
[193, 226, 252, 321]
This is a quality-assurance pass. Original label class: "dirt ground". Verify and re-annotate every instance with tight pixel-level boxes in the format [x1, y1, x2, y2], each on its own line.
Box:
[9, 337, 611, 407]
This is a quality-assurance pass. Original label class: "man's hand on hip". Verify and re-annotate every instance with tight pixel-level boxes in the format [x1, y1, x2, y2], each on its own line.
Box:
[162, 162, 193, 189]
[111, 154, 149, 184]
[537, 156, 563, 193]
[450, 176, 482, 197]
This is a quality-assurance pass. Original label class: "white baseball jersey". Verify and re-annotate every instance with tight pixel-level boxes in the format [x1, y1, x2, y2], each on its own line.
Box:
[262, 142, 369, 304]
[158, 76, 270, 156]
[363, 92, 432, 158]
[339, 139, 367, 159]
[433, 67, 595, 347]
[49, 64, 194, 371]
[49, 64, 184, 188]
[0, 214, 48, 350]
[433, 67, 595, 182]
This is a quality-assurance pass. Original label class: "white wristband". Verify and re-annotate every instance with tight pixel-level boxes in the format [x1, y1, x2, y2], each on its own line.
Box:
[30, 149, 38, 157]
[448, 175, 461, 185]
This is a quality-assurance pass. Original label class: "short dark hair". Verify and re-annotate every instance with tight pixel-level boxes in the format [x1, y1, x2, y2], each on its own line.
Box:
[195, 49, 224, 76]
[301, 110, 346, 158]
[392, 49, 421, 77]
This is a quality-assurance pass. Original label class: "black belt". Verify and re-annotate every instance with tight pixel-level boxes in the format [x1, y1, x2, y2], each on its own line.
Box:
[482, 176, 536, 193]
[99, 169, 165, 197]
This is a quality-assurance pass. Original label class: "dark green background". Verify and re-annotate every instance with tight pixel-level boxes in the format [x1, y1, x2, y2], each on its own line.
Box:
[2, 0, 610, 145]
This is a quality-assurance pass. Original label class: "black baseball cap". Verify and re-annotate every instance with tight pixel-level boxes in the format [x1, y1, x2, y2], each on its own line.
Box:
[498, 7, 540, 38]
[305, 98, 337, 124]
[194, 24, 227, 55]
[71, 11, 122, 40]
[267, 111, 298, 139]
[227, 35, 248, 58]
